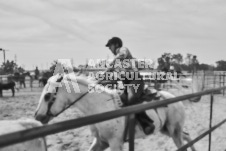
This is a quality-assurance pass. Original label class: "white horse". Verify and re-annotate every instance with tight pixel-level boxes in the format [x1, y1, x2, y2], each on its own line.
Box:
[0, 119, 47, 151]
[35, 73, 196, 151]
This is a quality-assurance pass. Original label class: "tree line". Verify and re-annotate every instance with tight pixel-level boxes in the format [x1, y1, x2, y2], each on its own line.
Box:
[0, 60, 25, 75]
[157, 53, 226, 72]
[0, 54, 226, 75]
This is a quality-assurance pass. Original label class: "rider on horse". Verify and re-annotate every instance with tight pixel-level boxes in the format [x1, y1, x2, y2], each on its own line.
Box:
[105, 37, 155, 135]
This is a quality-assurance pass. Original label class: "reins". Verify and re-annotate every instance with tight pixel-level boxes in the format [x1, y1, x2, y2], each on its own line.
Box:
[50, 76, 105, 117]
[53, 91, 90, 117]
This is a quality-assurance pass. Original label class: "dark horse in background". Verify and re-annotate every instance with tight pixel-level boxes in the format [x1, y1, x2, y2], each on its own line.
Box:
[19, 72, 26, 88]
[13, 72, 31, 89]
[39, 77, 48, 87]
[0, 76, 16, 97]
[39, 71, 53, 87]
[0, 72, 34, 97]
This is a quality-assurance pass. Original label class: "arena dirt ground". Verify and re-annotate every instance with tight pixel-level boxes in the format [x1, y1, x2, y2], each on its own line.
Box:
[0, 87, 226, 151]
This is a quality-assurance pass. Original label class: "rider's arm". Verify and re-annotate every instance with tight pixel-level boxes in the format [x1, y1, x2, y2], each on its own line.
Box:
[115, 47, 129, 60]
[109, 47, 129, 67]
[103, 47, 130, 74]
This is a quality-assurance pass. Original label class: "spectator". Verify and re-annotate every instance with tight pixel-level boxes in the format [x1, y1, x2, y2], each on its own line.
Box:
[191, 56, 199, 74]
[34, 67, 40, 80]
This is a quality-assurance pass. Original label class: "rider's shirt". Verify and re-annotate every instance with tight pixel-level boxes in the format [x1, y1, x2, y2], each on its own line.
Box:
[115, 47, 132, 60]
[113, 47, 138, 73]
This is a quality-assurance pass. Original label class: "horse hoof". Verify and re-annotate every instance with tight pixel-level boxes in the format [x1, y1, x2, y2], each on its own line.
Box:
[144, 125, 155, 135]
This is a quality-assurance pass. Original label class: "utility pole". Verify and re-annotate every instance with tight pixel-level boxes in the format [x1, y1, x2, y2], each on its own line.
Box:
[0, 48, 9, 64]
[14, 54, 17, 64]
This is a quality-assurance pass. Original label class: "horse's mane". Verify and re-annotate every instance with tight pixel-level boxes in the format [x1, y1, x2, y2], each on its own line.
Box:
[68, 73, 97, 84]
[49, 73, 118, 96]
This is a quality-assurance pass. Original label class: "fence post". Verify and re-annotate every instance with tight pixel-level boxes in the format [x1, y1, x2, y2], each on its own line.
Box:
[219, 73, 222, 88]
[223, 73, 225, 96]
[205, 71, 209, 89]
[209, 93, 214, 151]
[128, 114, 135, 151]
[203, 71, 206, 89]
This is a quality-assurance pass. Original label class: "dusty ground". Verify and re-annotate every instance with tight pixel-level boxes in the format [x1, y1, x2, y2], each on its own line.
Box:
[0, 86, 226, 151]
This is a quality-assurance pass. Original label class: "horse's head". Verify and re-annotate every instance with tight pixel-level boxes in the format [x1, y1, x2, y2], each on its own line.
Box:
[34, 73, 83, 124]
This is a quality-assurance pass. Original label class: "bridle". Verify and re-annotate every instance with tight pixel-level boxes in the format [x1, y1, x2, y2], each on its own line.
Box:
[47, 91, 90, 117]
[46, 75, 95, 117]
[45, 68, 111, 118]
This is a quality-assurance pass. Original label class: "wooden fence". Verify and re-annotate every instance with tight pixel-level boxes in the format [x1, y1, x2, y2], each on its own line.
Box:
[0, 86, 226, 151]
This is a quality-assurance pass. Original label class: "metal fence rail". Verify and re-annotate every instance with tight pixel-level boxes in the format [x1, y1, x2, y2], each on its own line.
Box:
[177, 118, 226, 151]
[0, 86, 225, 150]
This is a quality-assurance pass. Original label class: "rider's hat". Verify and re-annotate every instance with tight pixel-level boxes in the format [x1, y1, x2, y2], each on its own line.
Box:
[105, 37, 123, 47]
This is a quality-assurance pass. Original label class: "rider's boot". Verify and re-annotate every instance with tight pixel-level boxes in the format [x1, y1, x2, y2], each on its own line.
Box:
[136, 111, 155, 135]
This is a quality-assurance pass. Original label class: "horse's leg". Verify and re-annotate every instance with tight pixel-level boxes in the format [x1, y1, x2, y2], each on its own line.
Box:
[170, 79, 172, 88]
[88, 137, 109, 151]
[167, 123, 186, 151]
[15, 82, 19, 91]
[182, 132, 196, 151]
[30, 80, 33, 91]
[11, 88, 15, 97]
[172, 130, 186, 151]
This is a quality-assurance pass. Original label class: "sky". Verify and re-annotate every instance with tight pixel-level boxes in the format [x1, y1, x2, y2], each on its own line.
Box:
[0, 0, 226, 70]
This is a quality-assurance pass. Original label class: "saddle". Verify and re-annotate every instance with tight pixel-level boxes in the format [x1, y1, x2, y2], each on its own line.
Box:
[119, 86, 161, 106]
[140, 87, 161, 101]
